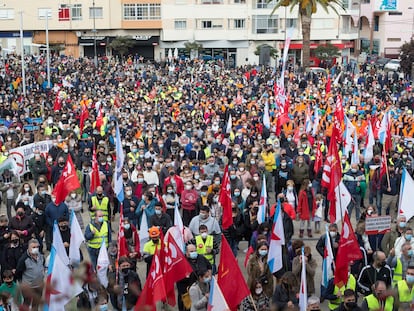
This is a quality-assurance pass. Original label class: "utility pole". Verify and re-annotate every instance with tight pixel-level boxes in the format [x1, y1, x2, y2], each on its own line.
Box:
[46, 11, 51, 88]
[93, 0, 97, 66]
[19, 11, 26, 96]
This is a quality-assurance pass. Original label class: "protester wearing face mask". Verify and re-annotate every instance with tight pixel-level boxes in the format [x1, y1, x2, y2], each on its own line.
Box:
[57, 217, 70, 254]
[0, 169, 20, 221]
[28, 150, 48, 185]
[392, 227, 414, 259]
[361, 280, 394, 311]
[387, 241, 414, 288]
[316, 223, 340, 259]
[332, 289, 361, 311]
[121, 186, 139, 227]
[0, 231, 24, 276]
[150, 203, 172, 234]
[65, 190, 84, 229]
[381, 215, 407, 257]
[163, 167, 184, 196]
[393, 265, 414, 310]
[357, 251, 392, 296]
[188, 205, 221, 236]
[343, 163, 365, 221]
[189, 269, 212, 311]
[162, 184, 179, 223]
[241, 280, 271, 311]
[15, 183, 34, 211]
[292, 155, 309, 194]
[0, 269, 21, 309]
[181, 180, 199, 226]
[272, 271, 299, 311]
[51, 156, 67, 186]
[45, 194, 69, 251]
[292, 246, 317, 296]
[15, 239, 45, 311]
[108, 256, 142, 310]
[297, 179, 316, 238]
[247, 242, 273, 297]
[9, 204, 35, 244]
[194, 224, 218, 272]
[85, 210, 111, 270]
[136, 191, 158, 228]
[89, 185, 111, 225]
[142, 226, 163, 276]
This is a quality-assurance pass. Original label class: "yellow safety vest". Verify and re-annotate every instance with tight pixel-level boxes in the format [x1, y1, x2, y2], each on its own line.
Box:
[90, 196, 109, 221]
[393, 258, 403, 286]
[397, 280, 414, 303]
[328, 274, 356, 310]
[127, 152, 139, 163]
[143, 240, 162, 255]
[87, 221, 108, 249]
[364, 294, 394, 311]
[304, 146, 312, 155]
[195, 235, 214, 264]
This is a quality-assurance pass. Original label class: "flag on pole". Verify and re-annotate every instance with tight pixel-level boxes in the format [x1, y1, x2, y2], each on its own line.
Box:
[312, 105, 320, 136]
[69, 209, 84, 265]
[343, 116, 356, 156]
[268, 199, 285, 273]
[257, 175, 267, 224]
[305, 107, 313, 134]
[351, 132, 359, 165]
[217, 235, 250, 311]
[52, 155, 80, 205]
[364, 122, 375, 164]
[263, 100, 271, 129]
[139, 211, 149, 254]
[173, 200, 185, 251]
[325, 75, 331, 93]
[208, 276, 230, 311]
[52, 222, 69, 266]
[334, 212, 362, 287]
[44, 246, 83, 311]
[299, 247, 308, 311]
[114, 124, 125, 202]
[90, 146, 101, 194]
[97, 240, 110, 288]
[333, 72, 342, 86]
[95, 107, 103, 131]
[398, 168, 414, 221]
[226, 114, 233, 134]
[314, 143, 323, 174]
[321, 225, 334, 288]
[378, 111, 391, 152]
[219, 165, 233, 230]
[79, 104, 89, 136]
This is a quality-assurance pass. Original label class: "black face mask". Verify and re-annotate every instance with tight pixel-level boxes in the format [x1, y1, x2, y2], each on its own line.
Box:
[152, 238, 159, 244]
[59, 225, 68, 231]
[345, 302, 357, 309]
[17, 212, 24, 217]
[121, 267, 130, 274]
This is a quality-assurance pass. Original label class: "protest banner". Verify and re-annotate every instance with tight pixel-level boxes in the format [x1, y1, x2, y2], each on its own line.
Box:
[365, 216, 391, 235]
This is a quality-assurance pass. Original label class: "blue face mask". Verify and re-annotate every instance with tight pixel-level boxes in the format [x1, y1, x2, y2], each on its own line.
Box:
[234, 192, 240, 197]
[408, 249, 413, 257]
[98, 216, 104, 223]
[189, 251, 198, 259]
[407, 275, 414, 284]
[400, 222, 407, 228]
[406, 234, 412, 241]
[259, 250, 268, 257]
[99, 304, 108, 311]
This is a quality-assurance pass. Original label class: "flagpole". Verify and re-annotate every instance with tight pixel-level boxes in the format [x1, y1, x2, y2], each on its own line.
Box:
[248, 294, 259, 311]
[383, 148, 390, 189]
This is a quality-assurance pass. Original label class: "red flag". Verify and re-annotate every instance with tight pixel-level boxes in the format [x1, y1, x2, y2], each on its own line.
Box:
[95, 107, 103, 131]
[135, 248, 167, 311]
[236, 91, 242, 105]
[79, 105, 89, 136]
[52, 155, 80, 205]
[164, 234, 193, 306]
[334, 97, 344, 139]
[380, 148, 388, 180]
[334, 212, 362, 287]
[219, 165, 233, 230]
[155, 188, 167, 213]
[89, 146, 101, 194]
[244, 246, 254, 268]
[313, 142, 323, 174]
[321, 127, 342, 222]
[149, 87, 157, 99]
[53, 94, 61, 111]
[371, 115, 381, 139]
[117, 206, 130, 260]
[326, 75, 331, 93]
[217, 235, 250, 311]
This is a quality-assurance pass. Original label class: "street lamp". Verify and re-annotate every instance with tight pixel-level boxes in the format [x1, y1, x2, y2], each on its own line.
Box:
[352, 1, 361, 56]
[45, 10, 51, 89]
[19, 11, 26, 96]
[92, 0, 97, 66]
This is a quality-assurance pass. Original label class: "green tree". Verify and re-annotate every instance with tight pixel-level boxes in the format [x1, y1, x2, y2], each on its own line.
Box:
[270, 0, 342, 69]
[400, 39, 414, 78]
[254, 44, 279, 59]
[313, 43, 340, 65]
[110, 36, 136, 58]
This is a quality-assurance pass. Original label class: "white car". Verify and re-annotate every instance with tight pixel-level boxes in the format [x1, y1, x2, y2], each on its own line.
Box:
[384, 59, 400, 71]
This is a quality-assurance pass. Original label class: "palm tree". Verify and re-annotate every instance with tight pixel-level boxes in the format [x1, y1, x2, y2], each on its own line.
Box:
[270, 0, 343, 69]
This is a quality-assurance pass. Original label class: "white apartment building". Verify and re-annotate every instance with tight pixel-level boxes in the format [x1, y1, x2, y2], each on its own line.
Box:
[2, 0, 409, 66]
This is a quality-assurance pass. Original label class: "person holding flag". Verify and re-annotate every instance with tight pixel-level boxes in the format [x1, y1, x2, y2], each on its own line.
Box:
[292, 246, 317, 296]
[85, 210, 111, 269]
[189, 268, 212, 311]
[246, 241, 274, 297]
[241, 279, 271, 311]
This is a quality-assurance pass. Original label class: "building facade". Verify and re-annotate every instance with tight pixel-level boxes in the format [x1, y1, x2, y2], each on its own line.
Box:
[0, 0, 409, 65]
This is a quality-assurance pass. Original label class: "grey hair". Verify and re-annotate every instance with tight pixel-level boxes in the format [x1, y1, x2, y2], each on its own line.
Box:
[28, 239, 39, 247]
[307, 295, 320, 305]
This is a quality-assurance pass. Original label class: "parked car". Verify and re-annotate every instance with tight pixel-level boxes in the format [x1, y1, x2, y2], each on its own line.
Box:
[374, 57, 391, 69]
[384, 59, 400, 71]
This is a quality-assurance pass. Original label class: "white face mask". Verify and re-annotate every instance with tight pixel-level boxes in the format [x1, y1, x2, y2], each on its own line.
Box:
[255, 288, 263, 295]
[70, 193, 77, 199]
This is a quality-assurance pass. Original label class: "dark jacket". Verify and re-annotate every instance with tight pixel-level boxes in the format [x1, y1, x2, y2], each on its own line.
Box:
[0, 243, 25, 273]
[33, 193, 52, 211]
[45, 202, 69, 227]
[108, 270, 142, 310]
[316, 233, 340, 259]
[122, 195, 140, 223]
[150, 213, 173, 234]
[9, 215, 35, 243]
[334, 302, 363, 311]
[32, 212, 47, 236]
[357, 264, 392, 295]
[272, 283, 299, 311]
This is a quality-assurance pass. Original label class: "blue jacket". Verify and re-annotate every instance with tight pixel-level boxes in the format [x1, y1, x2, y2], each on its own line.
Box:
[135, 198, 158, 228]
[45, 202, 69, 227]
[343, 170, 365, 195]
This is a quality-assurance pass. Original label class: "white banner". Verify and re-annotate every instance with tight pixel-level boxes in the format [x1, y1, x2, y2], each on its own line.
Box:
[9, 140, 53, 176]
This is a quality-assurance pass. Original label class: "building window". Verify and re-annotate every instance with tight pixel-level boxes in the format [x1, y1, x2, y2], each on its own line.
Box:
[0, 8, 14, 20]
[71, 4, 82, 21]
[199, 19, 223, 29]
[387, 38, 401, 42]
[122, 4, 160, 20]
[38, 8, 51, 20]
[342, 0, 349, 8]
[89, 7, 103, 19]
[342, 16, 350, 33]
[202, 20, 212, 28]
[234, 0, 246, 3]
[59, 4, 70, 21]
[229, 18, 246, 29]
[256, 0, 276, 9]
[388, 12, 402, 15]
[286, 18, 297, 28]
[199, 0, 223, 4]
[374, 15, 379, 31]
[253, 15, 278, 34]
[175, 20, 187, 29]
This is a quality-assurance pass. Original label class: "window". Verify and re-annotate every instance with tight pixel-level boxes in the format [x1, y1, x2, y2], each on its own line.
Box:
[229, 18, 246, 29]
[59, 4, 70, 21]
[256, 0, 276, 9]
[286, 18, 297, 28]
[374, 15, 379, 31]
[252, 15, 278, 34]
[71, 4, 82, 21]
[199, 0, 223, 4]
[38, 8, 51, 20]
[234, 0, 246, 3]
[202, 20, 212, 28]
[342, 0, 349, 9]
[122, 4, 160, 20]
[199, 19, 223, 29]
[342, 16, 350, 33]
[89, 7, 103, 19]
[174, 20, 187, 29]
[387, 38, 401, 42]
[0, 8, 14, 20]
[388, 12, 402, 15]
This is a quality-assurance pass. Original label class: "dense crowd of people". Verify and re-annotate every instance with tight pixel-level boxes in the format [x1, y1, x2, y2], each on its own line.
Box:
[0, 51, 412, 311]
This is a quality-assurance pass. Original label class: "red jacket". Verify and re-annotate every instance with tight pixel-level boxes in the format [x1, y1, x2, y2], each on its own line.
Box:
[163, 175, 184, 195]
[297, 189, 316, 221]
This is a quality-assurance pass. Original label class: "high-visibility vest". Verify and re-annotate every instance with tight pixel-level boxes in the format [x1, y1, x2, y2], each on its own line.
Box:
[397, 280, 414, 303]
[393, 258, 403, 286]
[127, 152, 139, 163]
[195, 235, 214, 264]
[87, 221, 108, 249]
[328, 274, 356, 310]
[364, 294, 394, 311]
[90, 196, 109, 221]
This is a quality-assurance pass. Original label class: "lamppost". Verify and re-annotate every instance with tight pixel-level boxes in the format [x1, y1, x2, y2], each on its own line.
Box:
[92, 0, 97, 66]
[46, 10, 51, 88]
[352, 1, 362, 56]
[19, 11, 26, 96]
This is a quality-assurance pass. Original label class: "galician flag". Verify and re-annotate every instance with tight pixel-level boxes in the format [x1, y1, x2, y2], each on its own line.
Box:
[299, 247, 308, 311]
[207, 276, 230, 311]
[321, 225, 334, 288]
[398, 168, 414, 221]
[268, 199, 285, 273]
[257, 175, 267, 224]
